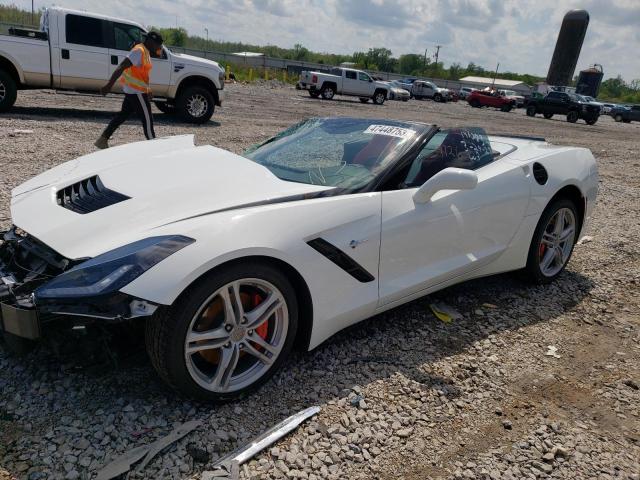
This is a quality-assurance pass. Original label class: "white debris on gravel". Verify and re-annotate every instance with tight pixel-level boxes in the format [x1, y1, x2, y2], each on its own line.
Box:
[1, 85, 639, 480]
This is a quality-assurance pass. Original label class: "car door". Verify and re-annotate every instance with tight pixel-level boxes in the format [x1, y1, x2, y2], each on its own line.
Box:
[58, 13, 110, 90]
[108, 22, 172, 96]
[631, 106, 640, 121]
[357, 71, 375, 97]
[342, 70, 359, 95]
[424, 82, 436, 98]
[378, 129, 531, 306]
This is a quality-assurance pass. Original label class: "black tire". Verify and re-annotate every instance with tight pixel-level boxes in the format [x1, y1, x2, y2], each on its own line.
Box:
[1, 332, 37, 356]
[359, 97, 369, 103]
[500, 104, 513, 112]
[566, 111, 579, 123]
[434, 93, 442, 102]
[309, 89, 320, 98]
[585, 117, 598, 125]
[176, 85, 215, 124]
[614, 114, 623, 122]
[373, 90, 386, 105]
[402, 97, 409, 102]
[524, 198, 578, 284]
[0, 70, 18, 113]
[543, 113, 553, 119]
[526, 105, 537, 117]
[145, 262, 298, 401]
[154, 101, 176, 114]
[623, 119, 631, 124]
[470, 99, 481, 108]
[321, 84, 335, 100]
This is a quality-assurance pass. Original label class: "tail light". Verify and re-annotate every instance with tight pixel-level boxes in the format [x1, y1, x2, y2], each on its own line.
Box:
[312, 75, 318, 84]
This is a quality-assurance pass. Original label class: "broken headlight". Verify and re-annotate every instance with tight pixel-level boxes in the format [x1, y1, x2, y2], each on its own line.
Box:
[35, 236, 194, 299]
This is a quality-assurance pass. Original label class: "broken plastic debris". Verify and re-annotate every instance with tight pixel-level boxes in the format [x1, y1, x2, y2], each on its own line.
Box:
[202, 406, 320, 479]
[95, 419, 202, 480]
[545, 345, 561, 358]
[577, 236, 593, 245]
[429, 303, 463, 323]
[12, 129, 34, 134]
[482, 303, 498, 309]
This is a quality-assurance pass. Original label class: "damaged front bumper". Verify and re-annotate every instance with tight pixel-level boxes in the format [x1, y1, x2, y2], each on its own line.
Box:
[0, 228, 158, 340]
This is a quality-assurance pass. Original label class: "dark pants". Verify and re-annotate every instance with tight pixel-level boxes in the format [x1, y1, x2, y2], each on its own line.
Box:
[102, 93, 155, 140]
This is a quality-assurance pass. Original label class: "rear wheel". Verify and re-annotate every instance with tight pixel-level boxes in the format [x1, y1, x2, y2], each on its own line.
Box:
[614, 114, 623, 122]
[526, 105, 537, 117]
[0, 70, 18, 112]
[321, 85, 335, 100]
[585, 117, 598, 125]
[308, 89, 320, 98]
[470, 99, 481, 108]
[500, 104, 512, 112]
[145, 262, 298, 401]
[524, 199, 578, 284]
[543, 113, 553, 119]
[566, 111, 579, 123]
[177, 86, 215, 123]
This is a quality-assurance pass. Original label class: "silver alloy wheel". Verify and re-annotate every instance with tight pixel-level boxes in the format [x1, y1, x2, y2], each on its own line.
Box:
[323, 88, 334, 100]
[539, 207, 576, 277]
[0, 80, 5, 102]
[186, 94, 208, 118]
[375, 93, 385, 104]
[184, 278, 288, 393]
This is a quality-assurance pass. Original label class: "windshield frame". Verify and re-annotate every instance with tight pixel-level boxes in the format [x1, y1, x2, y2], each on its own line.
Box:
[242, 118, 438, 194]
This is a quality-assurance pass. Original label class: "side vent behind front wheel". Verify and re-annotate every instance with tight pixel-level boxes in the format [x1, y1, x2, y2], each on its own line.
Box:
[532, 162, 548, 185]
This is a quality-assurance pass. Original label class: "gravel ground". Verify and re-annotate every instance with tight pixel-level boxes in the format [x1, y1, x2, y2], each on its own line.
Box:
[0, 84, 639, 480]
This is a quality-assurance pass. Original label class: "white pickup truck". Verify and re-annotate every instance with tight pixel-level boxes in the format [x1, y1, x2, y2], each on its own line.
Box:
[299, 67, 390, 105]
[0, 7, 225, 123]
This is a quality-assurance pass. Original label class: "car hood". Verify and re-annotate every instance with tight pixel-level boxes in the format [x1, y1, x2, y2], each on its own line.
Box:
[10, 135, 332, 259]
[171, 52, 223, 71]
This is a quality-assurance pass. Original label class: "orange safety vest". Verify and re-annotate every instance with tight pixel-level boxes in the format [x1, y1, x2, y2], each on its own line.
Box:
[120, 44, 152, 93]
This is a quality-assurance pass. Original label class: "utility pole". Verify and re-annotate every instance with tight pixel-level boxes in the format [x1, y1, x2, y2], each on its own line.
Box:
[434, 45, 441, 67]
[31, 0, 34, 25]
[423, 48, 428, 69]
[492, 62, 500, 89]
[204, 27, 209, 44]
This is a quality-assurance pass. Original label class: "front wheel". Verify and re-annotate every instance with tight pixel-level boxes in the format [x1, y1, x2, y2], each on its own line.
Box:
[543, 113, 553, 119]
[146, 263, 298, 401]
[500, 104, 512, 112]
[585, 117, 598, 125]
[526, 105, 537, 117]
[373, 91, 386, 105]
[470, 99, 481, 108]
[566, 111, 579, 123]
[524, 199, 578, 284]
[434, 93, 442, 102]
[0, 70, 18, 112]
[614, 114, 623, 122]
[177, 86, 215, 123]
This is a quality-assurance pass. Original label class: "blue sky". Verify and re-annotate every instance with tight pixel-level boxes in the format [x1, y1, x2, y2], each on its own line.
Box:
[4, 0, 639, 81]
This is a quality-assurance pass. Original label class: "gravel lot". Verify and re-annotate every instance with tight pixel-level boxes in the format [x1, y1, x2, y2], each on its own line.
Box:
[1, 83, 639, 480]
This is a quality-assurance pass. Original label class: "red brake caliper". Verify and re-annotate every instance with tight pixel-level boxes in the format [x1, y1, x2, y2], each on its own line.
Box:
[253, 293, 269, 340]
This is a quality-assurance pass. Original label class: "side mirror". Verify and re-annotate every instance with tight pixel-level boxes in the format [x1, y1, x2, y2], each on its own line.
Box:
[413, 167, 478, 204]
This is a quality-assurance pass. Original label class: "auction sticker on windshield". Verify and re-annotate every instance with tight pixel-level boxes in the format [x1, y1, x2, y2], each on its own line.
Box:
[364, 125, 415, 139]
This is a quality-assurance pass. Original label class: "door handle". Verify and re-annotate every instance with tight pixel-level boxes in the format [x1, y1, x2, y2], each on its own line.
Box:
[61, 49, 69, 60]
[111, 55, 119, 65]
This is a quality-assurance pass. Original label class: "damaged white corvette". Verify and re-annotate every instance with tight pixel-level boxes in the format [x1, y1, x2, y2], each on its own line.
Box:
[0, 118, 597, 400]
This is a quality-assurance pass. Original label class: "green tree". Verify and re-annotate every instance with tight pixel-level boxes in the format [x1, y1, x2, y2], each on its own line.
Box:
[398, 54, 423, 75]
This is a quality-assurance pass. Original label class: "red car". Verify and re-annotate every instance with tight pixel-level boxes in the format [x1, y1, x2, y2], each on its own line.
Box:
[467, 90, 515, 112]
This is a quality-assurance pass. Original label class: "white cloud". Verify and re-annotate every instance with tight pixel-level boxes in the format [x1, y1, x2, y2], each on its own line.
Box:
[5, 0, 638, 80]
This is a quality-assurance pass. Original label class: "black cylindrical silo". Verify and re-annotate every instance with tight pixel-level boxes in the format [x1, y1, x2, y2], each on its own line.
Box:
[546, 10, 590, 86]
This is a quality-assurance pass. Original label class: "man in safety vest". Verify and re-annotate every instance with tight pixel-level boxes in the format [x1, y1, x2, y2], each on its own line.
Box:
[95, 31, 164, 149]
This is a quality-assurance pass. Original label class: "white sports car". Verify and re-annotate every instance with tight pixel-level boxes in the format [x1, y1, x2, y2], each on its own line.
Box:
[0, 118, 598, 400]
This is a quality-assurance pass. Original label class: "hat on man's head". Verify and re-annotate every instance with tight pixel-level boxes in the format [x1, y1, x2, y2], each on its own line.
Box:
[144, 31, 164, 44]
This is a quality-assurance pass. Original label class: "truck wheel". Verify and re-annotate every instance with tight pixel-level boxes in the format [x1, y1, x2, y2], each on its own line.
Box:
[321, 85, 335, 100]
[470, 99, 481, 108]
[434, 93, 442, 102]
[309, 90, 320, 98]
[154, 101, 176, 114]
[373, 91, 386, 105]
[543, 113, 553, 119]
[359, 98, 369, 103]
[500, 104, 512, 112]
[614, 114, 623, 122]
[177, 86, 215, 124]
[0, 70, 18, 113]
[566, 111, 579, 123]
[585, 117, 598, 126]
[526, 105, 537, 117]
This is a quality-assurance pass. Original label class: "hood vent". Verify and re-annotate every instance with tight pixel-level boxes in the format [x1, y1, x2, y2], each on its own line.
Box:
[56, 176, 130, 214]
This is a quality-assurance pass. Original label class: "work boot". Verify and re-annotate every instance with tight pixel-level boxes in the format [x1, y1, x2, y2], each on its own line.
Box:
[94, 136, 109, 149]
